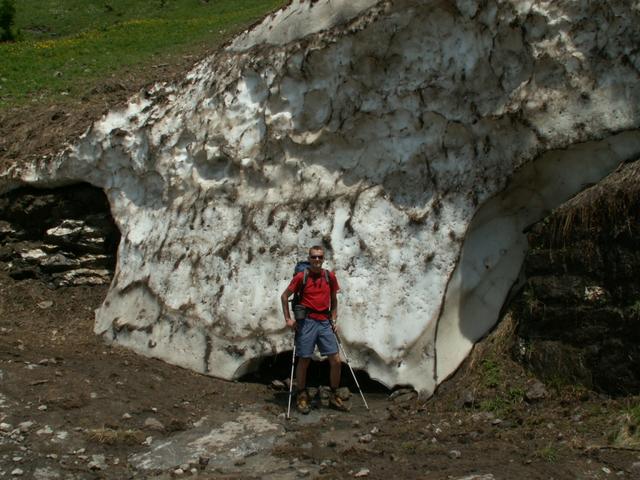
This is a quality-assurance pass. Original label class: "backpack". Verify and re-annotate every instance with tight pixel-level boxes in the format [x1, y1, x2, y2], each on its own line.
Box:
[291, 261, 331, 320]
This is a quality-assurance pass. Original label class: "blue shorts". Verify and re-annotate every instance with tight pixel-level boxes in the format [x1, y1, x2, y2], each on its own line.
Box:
[295, 317, 338, 358]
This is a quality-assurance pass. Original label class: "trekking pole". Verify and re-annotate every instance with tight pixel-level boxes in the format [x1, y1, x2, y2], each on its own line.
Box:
[286, 341, 296, 419]
[333, 327, 369, 410]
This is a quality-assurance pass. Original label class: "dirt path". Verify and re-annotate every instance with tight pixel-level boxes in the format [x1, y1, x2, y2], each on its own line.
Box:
[0, 270, 639, 479]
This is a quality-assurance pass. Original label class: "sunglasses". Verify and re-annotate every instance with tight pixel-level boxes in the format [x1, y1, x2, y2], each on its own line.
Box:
[310, 255, 324, 260]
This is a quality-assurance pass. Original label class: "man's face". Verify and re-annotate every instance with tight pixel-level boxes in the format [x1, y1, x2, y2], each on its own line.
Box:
[308, 249, 324, 269]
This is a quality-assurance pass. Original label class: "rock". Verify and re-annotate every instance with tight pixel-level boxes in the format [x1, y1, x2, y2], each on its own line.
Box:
[36, 426, 53, 435]
[0, 422, 13, 431]
[88, 455, 107, 471]
[20, 249, 47, 262]
[122, 413, 132, 419]
[525, 380, 547, 402]
[319, 387, 331, 407]
[358, 434, 372, 444]
[630, 462, 640, 473]
[143, 417, 165, 431]
[459, 389, 475, 407]
[354, 468, 370, 477]
[11, 468, 24, 476]
[37, 301, 54, 309]
[39, 253, 79, 273]
[471, 412, 495, 422]
[33, 467, 61, 480]
[455, 475, 495, 480]
[52, 268, 111, 287]
[584, 286, 609, 304]
[297, 469, 310, 477]
[389, 388, 414, 401]
[336, 387, 351, 400]
[271, 379, 286, 390]
[449, 450, 462, 459]
[18, 422, 33, 433]
[173, 468, 184, 475]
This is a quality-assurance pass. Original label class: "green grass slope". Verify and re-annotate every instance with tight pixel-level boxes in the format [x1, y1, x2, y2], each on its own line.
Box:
[0, 0, 286, 109]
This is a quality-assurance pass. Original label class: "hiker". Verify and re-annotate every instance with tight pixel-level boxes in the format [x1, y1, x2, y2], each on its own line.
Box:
[280, 245, 349, 414]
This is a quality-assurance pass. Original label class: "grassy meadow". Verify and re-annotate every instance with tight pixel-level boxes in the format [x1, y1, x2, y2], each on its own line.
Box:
[0, 0, 286, 109]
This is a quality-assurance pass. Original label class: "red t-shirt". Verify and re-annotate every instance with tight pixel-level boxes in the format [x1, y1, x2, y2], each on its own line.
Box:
[287, 269, 340, 321]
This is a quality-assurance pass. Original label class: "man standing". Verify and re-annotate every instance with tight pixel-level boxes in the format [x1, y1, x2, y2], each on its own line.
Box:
[280, 245, 349, 414]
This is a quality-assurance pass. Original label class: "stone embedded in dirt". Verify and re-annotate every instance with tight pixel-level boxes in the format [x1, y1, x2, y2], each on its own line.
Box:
[525, 380, 548, 402]
[449, 449, 462, 459]
[33, 467, 61, 480]
[88, 454, 107, 471]
[52, 268, 111, 287]
[583, 286, 609, 304]
[271, 379, 286, 390]
[143, 417, 165, 431]
[358, 434, 372, 444]
[39, 253, 80, 273]
[392, 392, 418, 404]
[36, 425, 53, 435]
[37, 301, 54, 309]
[459, 389, 475, 407]
[455, 475, 495, 480]
[471, 412, 495, 423]
[10, 468, 24, 476]
[0, 422, 13, 431]
[336, 387, 352, 400]
[20, 249, 47, 262]
[389, 388, 416, 402]
[354, 468, 370, 477]
[17, 421, 33, 432]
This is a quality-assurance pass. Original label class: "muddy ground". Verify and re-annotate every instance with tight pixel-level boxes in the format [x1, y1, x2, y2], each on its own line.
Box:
[0, 268, 639, 480]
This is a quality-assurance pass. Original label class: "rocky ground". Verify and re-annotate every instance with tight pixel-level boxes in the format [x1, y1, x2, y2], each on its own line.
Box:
[1, 266, 639, 480]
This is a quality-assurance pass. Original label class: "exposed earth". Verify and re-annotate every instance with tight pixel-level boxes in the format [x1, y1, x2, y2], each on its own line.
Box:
[1, 266, 639, 480]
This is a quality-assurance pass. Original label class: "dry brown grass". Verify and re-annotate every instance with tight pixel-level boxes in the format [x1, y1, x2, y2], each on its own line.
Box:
[86, 427, 146, 445]
[548, 159, 640, 246]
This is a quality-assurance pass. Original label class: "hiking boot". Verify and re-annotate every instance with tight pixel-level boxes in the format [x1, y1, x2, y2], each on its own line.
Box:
[296, 390, 311, 414]
[329, 390, 350, 412]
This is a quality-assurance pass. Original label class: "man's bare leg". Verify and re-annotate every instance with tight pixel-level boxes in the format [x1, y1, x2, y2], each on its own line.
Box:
[328, 353, 341, 390]
[296, 357, 311, 391]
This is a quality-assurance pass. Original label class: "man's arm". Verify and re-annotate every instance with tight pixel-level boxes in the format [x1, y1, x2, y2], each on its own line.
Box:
[281, 288, 296, 330]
